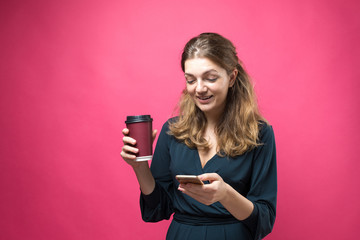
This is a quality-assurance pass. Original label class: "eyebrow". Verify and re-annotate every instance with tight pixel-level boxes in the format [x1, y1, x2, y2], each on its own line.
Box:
[184, 69, 218, 77]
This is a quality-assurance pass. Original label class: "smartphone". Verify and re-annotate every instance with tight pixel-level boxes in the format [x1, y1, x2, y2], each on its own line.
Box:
[175, 175, 204, 185]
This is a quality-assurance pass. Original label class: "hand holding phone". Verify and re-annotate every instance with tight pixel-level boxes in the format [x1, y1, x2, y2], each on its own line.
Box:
[175, 175, 204, 185]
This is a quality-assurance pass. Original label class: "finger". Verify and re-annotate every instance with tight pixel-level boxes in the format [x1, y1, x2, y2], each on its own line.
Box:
[122, 128, 129, 135]
[179, 183, 205, 194]
[123, 136, 136, 145]
[120, 151, 137, 160]
[152, 129, 158, 143]
[178, 187, 212, 204]
[178, 185, 203, 197]
[122, 145, 139, 154]
[198, 173, 221, 182]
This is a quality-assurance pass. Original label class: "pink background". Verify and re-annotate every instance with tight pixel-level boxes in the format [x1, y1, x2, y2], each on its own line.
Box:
[1, 0, 359, 239]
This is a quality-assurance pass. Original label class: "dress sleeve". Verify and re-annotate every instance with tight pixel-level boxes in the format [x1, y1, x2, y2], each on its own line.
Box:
[241, 124, 277, 239]
[140, 121, 174, 222]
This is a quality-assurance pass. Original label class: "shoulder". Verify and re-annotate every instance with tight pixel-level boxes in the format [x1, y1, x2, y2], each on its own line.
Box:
[252, 121, 276, 162]
[157, 117, 179, 137]
[258, 121, 275, 144]
[156, 117, 181, 149]
[167, 116, 179, 124]
[160, 116, 179, 130]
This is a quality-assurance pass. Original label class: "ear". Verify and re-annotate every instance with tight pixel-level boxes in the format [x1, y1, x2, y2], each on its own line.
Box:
[229, 69, 238, 87]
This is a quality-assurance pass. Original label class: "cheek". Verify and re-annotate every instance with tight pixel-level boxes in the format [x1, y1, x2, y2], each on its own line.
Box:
[186, 85, 195, 94]
[213, 84, 228, 96]
[215, 88, 229, 102]
[219, 82, 230, 97]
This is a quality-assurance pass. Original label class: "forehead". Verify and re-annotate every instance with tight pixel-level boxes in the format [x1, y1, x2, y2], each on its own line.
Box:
[184, 58, 226, 75]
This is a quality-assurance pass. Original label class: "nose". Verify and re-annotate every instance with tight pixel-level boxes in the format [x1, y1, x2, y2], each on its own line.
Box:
[195, 79, 207, 93]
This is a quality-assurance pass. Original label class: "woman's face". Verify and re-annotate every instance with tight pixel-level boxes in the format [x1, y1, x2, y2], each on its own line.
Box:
[184, 57, 236, 118]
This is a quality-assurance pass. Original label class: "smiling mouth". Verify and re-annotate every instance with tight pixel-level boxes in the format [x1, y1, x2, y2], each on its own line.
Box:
[196, 95, 213, 100]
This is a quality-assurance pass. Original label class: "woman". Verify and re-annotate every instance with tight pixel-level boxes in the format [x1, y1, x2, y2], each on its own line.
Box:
[121, 33, 277, 240]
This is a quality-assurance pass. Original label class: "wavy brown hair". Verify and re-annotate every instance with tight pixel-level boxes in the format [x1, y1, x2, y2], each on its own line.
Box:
[169, 33, 266, 157]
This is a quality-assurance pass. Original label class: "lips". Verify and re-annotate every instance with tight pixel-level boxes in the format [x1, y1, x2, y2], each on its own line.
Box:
[196, 95, 213, 103]
[197, 95, 212, 100]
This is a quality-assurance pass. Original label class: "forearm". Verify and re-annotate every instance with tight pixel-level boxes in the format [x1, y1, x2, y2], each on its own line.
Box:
[133, 162, 156, 195]
[220, 183, 254, 221]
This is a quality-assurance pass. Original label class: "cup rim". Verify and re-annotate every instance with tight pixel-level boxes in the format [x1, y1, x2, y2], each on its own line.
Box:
[125, 115, 153, 124]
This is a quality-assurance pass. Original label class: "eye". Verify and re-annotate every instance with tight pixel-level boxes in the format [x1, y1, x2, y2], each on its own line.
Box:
[185, 77, 196, 84]
[206, 76, 218, 82]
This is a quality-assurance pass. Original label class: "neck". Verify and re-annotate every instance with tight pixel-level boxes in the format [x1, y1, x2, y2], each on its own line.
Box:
[204, 111, 222, 130]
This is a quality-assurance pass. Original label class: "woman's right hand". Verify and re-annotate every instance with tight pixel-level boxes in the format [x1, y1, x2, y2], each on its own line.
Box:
[120, 128, 158, 169]
[120, 128, 142, 168]
[120, 128, 157, 195]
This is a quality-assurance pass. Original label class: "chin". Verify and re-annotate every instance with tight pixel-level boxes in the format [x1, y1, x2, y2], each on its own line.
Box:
[196, 105, 213, 113]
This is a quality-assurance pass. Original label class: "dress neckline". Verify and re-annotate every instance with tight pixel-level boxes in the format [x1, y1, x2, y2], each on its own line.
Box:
[196, 149, 218, 170]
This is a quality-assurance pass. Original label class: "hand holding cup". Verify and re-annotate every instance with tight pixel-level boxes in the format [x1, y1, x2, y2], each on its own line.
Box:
[121, 115, 157, 168]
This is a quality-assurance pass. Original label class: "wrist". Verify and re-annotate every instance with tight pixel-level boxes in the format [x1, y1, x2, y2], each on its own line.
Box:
[220, 183, 232, 203]
[219, 183, 254, 221]
[132, 161, 150, 172]
[133, 163, 155, 195]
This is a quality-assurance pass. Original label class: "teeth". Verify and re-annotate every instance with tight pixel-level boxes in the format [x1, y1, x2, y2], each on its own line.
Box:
[199, 96, 212, 100]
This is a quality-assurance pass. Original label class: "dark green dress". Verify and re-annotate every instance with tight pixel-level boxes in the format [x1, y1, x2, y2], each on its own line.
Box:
[140, 119, 277, 240]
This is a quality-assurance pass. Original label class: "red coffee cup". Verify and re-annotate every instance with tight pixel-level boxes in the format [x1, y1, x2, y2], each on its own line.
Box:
[125, 115, 153, 161]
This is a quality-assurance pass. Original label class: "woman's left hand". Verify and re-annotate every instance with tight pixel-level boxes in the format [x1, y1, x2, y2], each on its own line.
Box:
[178, 173, 228, 205]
